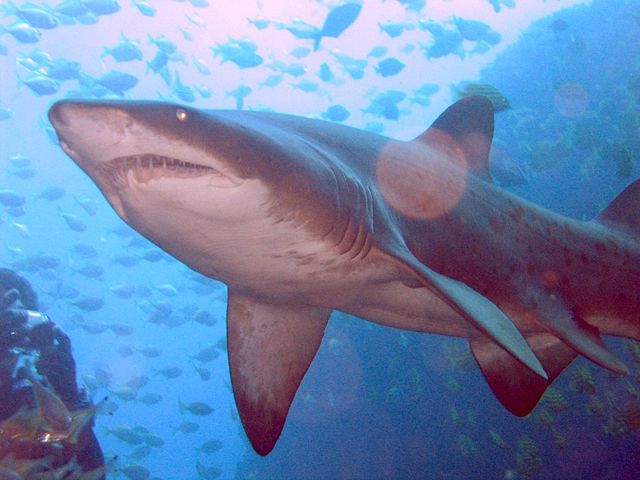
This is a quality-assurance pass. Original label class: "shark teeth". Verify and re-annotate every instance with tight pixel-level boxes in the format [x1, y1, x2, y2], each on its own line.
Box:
[100, 154, 219, 187]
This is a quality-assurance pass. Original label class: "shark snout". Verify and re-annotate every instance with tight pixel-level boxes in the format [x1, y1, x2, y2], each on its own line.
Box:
[48, 100, 74, 129]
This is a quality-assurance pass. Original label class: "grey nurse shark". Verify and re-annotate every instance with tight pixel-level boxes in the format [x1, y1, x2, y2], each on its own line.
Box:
[49, 96, 640, 455]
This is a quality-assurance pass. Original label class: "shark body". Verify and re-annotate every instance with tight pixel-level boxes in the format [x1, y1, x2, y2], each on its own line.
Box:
[48, 96, 640, 455]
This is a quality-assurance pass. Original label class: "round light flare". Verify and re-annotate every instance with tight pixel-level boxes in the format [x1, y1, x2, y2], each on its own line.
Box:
[554, 82, 589, 118]
[376, 130, 469, 220]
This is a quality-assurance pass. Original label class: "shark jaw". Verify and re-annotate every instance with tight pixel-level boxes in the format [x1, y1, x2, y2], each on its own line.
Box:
[49, 100, 247, 224]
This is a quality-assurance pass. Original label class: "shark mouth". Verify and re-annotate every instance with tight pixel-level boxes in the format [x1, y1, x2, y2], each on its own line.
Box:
[97, 153, 222, 187]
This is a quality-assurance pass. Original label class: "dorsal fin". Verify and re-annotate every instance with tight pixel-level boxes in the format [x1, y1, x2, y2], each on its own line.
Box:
[414, 95, 495, 180]
[595, 178, 640, 236]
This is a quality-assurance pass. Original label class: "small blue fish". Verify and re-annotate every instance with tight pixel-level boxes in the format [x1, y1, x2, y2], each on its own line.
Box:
[186, 13, 206, 29]
[259, 74, 283, 88]
[8, 166, 37, 179]
[247, 16, 269, 30]
[3, 1, 58, 29]
[452, 17, 491, 42]
[53, 0, 90, 17]
[192, 57, 211, 75]
[142, 249, 165, 262]
[41, 57, 82, 81]
[172, 72, 196, 103]
[488, 0, 515, 13]
[420, 21, 464, 59]
[278, 19, 320, 40]
[317, 63, 333, 82]
[292, 79, 318, 93]
[289, 46, 311, 59]
[15, 254, 60, 271]
[471, 41, 492, 55]
[5, 206, 26, 217]
[146, 50, 169, 73]
[17, 47, 51, 70]
[378, 20, 413, 38]
[9, 154, 30, 168]
[47, 282, 80, 300]
[102, 34, 143, 62]
[324, 105, 350, 122]
[61, 212, 87, 232]
[178, 26, 193, 41]
[110, 284, 137, 298]
[212, 39, 262, 69]
[20, 73, 60, 96]
[228, 50, 262, 69]
[315, 2, 362, 50]
[411, 83, 439, 106]
[75, 11, 99, 24]
[72, 296, 105, 312]
[74, 195, 97, 215]
[35, 185, 65, 201]
[131, 0, 155, 16]
[283, 63, 306, 77]
[148, 34, 177, 54]
[73, 263, 104, 278]
[365, 90, 406, 120]
[112, 254, 140, 267]
[0, 104, 13, 120]
[332, 52, 367, 80]
[482, 29, 502, 46]
[72, 242, 98, 258]
[82, 0, 120, 15]
[156, 283, 178, 297]
[195, 85, 212, 98]
[375, 57, 405, 77]
[0, 189, 26, 207]
[3, 22, 42, 43]
[367, 46, 388, 58]
[96, 70, 139, 96]
[398, 0, 425, 11]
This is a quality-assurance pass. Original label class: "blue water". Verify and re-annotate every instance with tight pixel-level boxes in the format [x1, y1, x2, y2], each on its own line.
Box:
[1, 0, 640, 478]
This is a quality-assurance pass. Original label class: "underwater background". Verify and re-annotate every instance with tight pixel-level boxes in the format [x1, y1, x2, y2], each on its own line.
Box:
[1, 0, 640, 478]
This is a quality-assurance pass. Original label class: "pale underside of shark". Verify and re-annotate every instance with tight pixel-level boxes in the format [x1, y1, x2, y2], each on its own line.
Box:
[48, 96, 640, 455]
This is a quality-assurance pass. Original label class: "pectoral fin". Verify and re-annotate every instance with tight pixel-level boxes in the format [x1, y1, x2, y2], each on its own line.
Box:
[226, 290, 330, 455]
[384, 247, 547, 379]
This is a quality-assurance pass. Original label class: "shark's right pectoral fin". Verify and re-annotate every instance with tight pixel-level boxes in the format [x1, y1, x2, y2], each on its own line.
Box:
[226, 290, 330, 456]
[386, 247, 547, 380]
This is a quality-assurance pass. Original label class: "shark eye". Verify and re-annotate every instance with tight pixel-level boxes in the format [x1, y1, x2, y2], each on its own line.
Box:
[176, 108, 188, 122]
